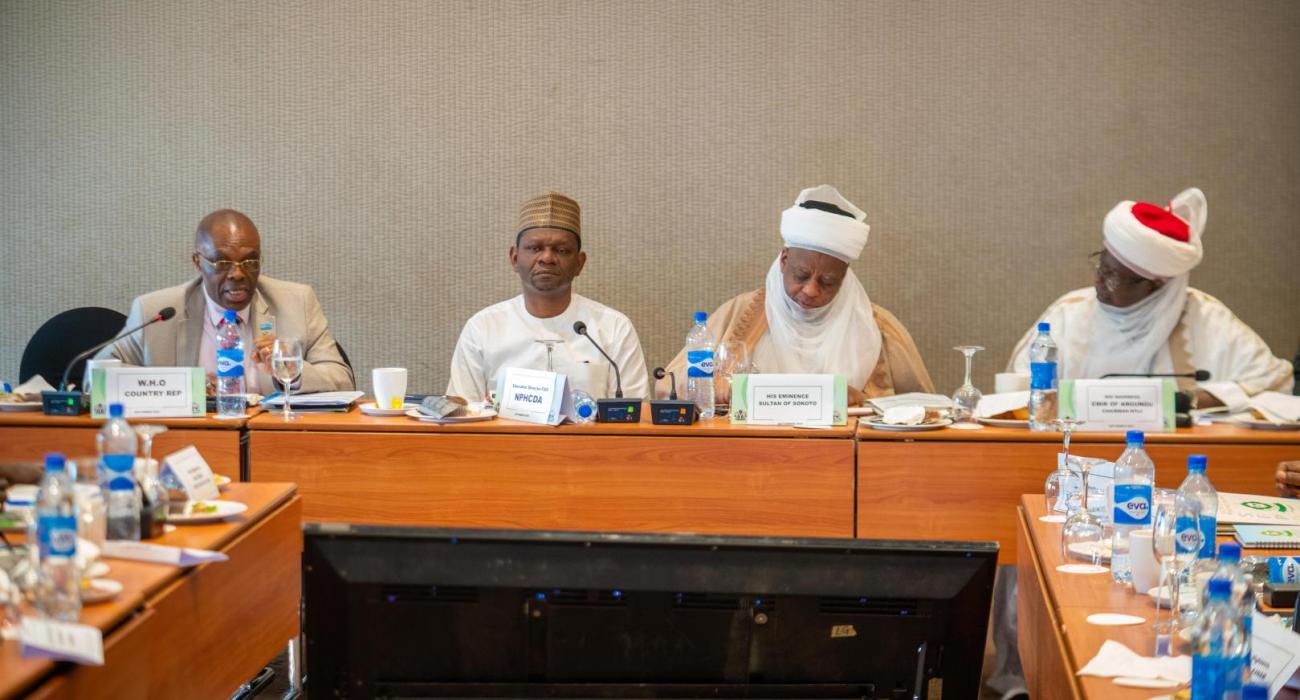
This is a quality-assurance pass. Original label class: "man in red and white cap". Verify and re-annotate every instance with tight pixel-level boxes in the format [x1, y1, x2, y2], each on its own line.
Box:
[1008, 187, 1293, 408]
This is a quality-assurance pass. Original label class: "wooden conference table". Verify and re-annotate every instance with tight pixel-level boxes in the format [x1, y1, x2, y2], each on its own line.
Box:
[0, 411, 243, 482]
[0, 482, 301, 700]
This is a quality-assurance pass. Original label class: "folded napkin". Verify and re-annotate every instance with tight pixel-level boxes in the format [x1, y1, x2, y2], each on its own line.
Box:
[882, 405, 926, 425]
[1077, 640, 1190, 684]
[9, 375, 56, 400]
[1251, 392, 1300, 423]
[975, 391, 1030, 419]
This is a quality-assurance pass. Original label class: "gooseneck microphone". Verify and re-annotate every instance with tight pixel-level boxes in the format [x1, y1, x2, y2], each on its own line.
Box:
[650, 366, 696, 425]
[1100, 370, 1211, 382]
[653, 367, 679, 400]
[573, 321, 623, 398]
[42, 306, 177, 415]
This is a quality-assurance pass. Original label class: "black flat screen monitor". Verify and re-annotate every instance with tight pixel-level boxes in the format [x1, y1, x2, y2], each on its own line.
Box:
[303, 525, 997, 699]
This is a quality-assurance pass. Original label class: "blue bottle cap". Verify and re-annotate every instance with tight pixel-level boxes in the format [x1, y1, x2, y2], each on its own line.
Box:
[1037, 322, 1050, 332]
[44, 453, 66, 471]
[577, 403, 593, 419]
[693, 311, 707, 324]
[1243, 684, 1269, 700]
[108, 403, 124, 418]
[1218, 542, 1241, 563]
[1207, 576, 1231, 598]
[223, 308, 238, 323]
[1125, 430, 1144, 445]
[1187, 454, 1207, 473]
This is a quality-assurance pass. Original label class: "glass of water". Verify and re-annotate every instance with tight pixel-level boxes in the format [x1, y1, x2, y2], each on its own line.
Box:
[950, 346, 984, 424]
[714, 340, 749, 418]
[271, 338, 304, 422]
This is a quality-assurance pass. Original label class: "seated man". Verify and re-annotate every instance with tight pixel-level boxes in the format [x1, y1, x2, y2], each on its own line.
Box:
[446, 192, 649, 401]
[667, 185, 933, 404]
[1008, 188, 1293, 406]
[98, 209, 354, 394]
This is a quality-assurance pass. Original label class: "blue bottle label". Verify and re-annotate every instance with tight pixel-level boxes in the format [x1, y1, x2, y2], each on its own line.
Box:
[38, 515, 78, 558]
[217, 348, 244, 378]
[1029, 361, 1057, 390]
[1191, 654, 1221, 700]
[686, 350, 714, 378]
[101, 454, 136, 492]
[1176, 515, 1202, 554]
[1112, 484, 1153, 525]
[1199, 516, 1218, 558]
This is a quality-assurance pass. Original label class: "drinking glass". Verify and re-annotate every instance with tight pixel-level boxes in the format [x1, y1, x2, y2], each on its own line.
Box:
[714, 340, 749, 418]
[534, 339, 562, 372]
[1152, 489, 1202, 642]
[1150, 488, 1178, 654]
[133, 423, 167, 479]
[950, 346, 984, 424]
[1043, 453, 1071, 517]
[1049, 418, 1082, 516]
[271, 338, 304, 422]
[1061, 456, 1106, 565]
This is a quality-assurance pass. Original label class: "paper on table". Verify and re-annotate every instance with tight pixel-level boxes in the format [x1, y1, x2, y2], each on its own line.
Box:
[1216, 492, 1300, 527]
[1076, 639, 1189, 683]
[867, 392, 953, 412]
[882, 405, 926, 425]
[1250, 611, 1300, 697]
[262, 390, 364, 407]
[975, 391, 1029, 418]
[101, 541, 228, 567]
[1250, 392, 1300, 423]
[10, 375, 56, 399]
[20, 616, 104, 665]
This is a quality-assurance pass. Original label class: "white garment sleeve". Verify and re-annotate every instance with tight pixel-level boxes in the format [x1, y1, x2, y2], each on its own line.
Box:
[609, 317, 650, 399]
[445, 318, 489, 401]
[1194, 309, 1295, 396]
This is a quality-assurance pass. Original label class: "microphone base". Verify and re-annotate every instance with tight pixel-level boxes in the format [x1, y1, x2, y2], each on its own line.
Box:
[596, 398, 642, 423]
[649, 400, 697, 425]
[41, 390, 85, 416]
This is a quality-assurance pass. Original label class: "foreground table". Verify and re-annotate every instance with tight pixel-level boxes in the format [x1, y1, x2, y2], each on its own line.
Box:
[248, 408, 857, 537]
[0, 482, 301, 699]
[0, 411, 247, 481]
[859, 423, 1299, 562]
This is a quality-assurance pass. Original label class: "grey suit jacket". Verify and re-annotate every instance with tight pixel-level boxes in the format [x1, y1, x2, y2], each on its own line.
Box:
[96, 276, 355, 394]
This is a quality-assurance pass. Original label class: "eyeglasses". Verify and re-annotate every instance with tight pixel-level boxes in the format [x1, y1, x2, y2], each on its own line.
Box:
[195, 254, 261, 274]
[1089, 251, 1146, 293]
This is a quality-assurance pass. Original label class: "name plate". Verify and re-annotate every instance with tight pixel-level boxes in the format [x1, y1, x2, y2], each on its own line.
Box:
[729, 374, 847, 426]
[90, 367, 205, 418]
[1060, 378, 1174, 432]
[495, 367, 572, 426]
[20, 617, 104, 665]
[163, 445, 220, 501]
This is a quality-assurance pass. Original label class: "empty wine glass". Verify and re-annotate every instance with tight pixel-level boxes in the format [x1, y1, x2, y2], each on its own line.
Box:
[950, 346, 984, 424]
[1150, 488, 1179, 655]
[534, 338, 562, 372]
[1061, 455, 1106, 566]
[1043, 452, 1071, 521]
[133, 423, 168, 472]
[271, 338, 304, 422]
[714, 340, 749, 418]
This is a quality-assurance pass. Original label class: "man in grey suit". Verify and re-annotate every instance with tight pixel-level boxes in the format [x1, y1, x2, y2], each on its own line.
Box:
[98, 209, 354, 395]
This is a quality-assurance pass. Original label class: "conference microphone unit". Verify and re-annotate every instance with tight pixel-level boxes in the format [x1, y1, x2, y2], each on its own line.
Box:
[573, 321, 642, 423]
[41, 306, 177, 416]
[1099, 369, 1210, 427]
[650, 367, 696, 425]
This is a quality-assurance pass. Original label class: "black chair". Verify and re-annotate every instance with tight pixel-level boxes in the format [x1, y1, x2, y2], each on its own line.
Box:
[20, 307, 127, 388]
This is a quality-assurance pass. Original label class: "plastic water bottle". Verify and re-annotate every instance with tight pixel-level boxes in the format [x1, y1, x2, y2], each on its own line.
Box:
[35, 453, 81, 622]
[1111, 430, 1155, 585]
[216, 308, 247, 417]
[1201, 543, 1256, 695]
[1181, 455, 1219, 567]
[569, 390, 597, 424]
[1191, 577, 1248, 700]
[97, 403, 141, 541]
[1027, 322, 1058, 431]
[684, 311, 715, 419]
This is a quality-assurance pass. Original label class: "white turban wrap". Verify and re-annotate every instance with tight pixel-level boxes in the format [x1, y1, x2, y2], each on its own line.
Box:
[1102, 187, 1207, 281]
[779, 185, 870, 262]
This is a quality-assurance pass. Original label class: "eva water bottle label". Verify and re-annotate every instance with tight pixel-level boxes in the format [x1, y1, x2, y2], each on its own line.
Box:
[1191, 654, 1221, 699]
[1112, 484, 1152, 525]
[216, 348, 244, 378]
[38, 515, 78, 558]
[1198, 516, 1217, 559]
[1175, 515, 1202, 554]
[686, 350, 714, 378]
[1268, 557, 1300, 583]
[1029, 361, 1057, 390]
[101, 454, 136, 492]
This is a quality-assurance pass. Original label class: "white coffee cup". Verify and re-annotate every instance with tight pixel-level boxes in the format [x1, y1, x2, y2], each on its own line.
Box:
[1129, 529, 1160, 593]
[83, 358, 122, 395]
[994, 372, 1030, 394]
[372, 368, 408, 410]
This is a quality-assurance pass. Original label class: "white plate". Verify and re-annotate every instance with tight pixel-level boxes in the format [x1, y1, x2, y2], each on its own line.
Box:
[86, 561, 110, 579]
[214, 474, 232, 491]
[1237, 418, 1300, 431]
[976, 416, 1030, 429]
[169, 500, 248, 524]
[82, 578, 123, 604]
[1086, 612, 1146, 626]
[1066, 540, 1112, 562]
[0, 401, 43, 412]
[404, 406, 498, 424]
[847, 406, 875, 416]
[1056, 564, 1108, 575]
[359, 401, 417, 417]
[1039, 514, 1066, 523]
[1146, 585, 1173, 608]
[1113, 677, 1181, 689]
[862, 418, 953, 432]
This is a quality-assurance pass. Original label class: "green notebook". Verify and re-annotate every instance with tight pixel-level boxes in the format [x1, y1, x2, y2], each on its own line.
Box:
[1233, 524, 1300, 548]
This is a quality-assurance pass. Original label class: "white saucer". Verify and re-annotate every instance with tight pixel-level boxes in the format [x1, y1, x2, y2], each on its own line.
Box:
[82, 578, 123, 604]
[85, 561, 110, 578]
[1146, 585, 1173, 608]
[169, 500, 248, 524]
[214, 474, 232, 491]
[1086, 612, 1145, 626]
[862, 418, 953, 432]
[1039, 514, 1066, 523]
[1057, 564, 1108, 575]
[360, 401, 416, 417]
[404, 406, 498, 424]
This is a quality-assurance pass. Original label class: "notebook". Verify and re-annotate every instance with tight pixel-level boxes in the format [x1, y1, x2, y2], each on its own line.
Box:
[1233, 524, 1300, 549]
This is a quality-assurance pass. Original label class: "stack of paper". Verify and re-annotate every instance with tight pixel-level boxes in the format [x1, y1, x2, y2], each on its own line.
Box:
[1250, 392, 1300, 424]
[975, 391, 1029, 419]
[262, 390, 364, 412]
[867, 392, 953, 413]
[1214, 492, 1300, 534]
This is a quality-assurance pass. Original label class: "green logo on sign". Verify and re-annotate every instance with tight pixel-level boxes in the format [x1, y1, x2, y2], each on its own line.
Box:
[1243, 500, 1288, 512]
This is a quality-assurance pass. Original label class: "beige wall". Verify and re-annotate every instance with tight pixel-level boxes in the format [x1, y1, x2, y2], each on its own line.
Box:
[3, 0, 1297, 395]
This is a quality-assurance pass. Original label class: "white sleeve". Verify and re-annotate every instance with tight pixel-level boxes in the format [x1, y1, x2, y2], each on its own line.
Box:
[610, 317, 650, 399]
[445, 319, 489, 401]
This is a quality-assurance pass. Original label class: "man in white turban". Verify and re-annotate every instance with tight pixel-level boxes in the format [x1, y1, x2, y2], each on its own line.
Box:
[1008, 187, 1293, 408]
[667, 185, 933, 403]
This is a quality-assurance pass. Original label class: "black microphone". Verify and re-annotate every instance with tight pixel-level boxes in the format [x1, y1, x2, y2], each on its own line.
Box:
[572, 320, 641, 423]
[42, 306, 177, 415]
[650, 366, 695, 425]
[1099, 370, 1211, 381]
[653, 367, 679, 400]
